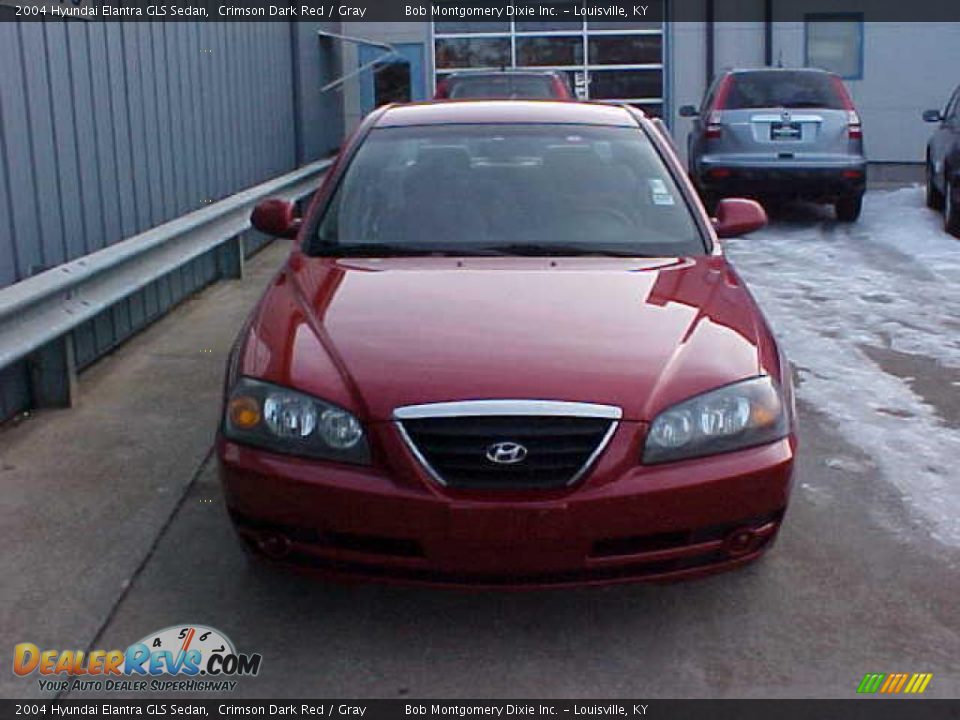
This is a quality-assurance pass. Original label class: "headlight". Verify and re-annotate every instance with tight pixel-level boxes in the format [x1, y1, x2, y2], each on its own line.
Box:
[643, 376, 789, 464]
[223, 377, 370, 464]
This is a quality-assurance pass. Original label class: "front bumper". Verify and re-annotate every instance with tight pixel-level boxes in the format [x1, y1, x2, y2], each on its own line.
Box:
[218, 423, 795, 589]
[695, 158, 867, 200]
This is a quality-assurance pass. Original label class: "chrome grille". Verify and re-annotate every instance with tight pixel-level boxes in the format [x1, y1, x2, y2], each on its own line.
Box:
[395, 401, 620, 490]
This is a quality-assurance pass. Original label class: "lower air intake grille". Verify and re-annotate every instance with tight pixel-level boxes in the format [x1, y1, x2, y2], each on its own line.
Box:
[399, 414, 615, 490]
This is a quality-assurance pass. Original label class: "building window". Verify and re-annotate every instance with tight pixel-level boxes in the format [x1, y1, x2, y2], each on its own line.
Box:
[590, 69, 663, 101]
[588, 35, 662, 66]
[434, 22, 510, 34]
[432, 5, 666, 114]
[805, 14, 863, 80]
[516, 36, 583, 66]
[435, 37, 511, 69]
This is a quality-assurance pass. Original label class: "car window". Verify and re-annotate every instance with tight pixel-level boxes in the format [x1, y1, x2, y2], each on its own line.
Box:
[724, 71, 847, 110]
[700, 75, 723, 113]
[311, 124, 704, 257]
[448, 76, 557, 99]
[946, 88, 960, 122]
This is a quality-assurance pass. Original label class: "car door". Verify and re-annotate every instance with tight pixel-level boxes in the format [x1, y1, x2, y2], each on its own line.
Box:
[945, 89, 960, 185]
[930, 87, 960, 189]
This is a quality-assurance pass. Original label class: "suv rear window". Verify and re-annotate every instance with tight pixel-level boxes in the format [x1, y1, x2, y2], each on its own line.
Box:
[448, 75, 558, 99]
[723, 71, 847, 110]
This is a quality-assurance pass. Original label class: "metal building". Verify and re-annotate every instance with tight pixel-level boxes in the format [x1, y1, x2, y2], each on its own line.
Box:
[0, 21, 344, 421]
[336, 13, 960, 169]
[1, 12, 959, 423]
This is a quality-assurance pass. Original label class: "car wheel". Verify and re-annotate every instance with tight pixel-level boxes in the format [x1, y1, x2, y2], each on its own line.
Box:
[835, 194, 863, 222]
[946, 177, 960, 238]
[926, 160, 945, 210]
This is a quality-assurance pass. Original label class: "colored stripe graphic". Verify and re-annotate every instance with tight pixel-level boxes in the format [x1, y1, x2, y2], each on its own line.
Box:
[858, 673, 933, 694]
[908, 674, 933, 694]
[857, 673, 886, 693]
[882, 673, 909, 693]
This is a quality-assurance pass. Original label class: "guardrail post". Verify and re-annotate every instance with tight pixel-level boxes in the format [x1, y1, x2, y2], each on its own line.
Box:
[216, 234, 245, 279]
[0, 157, 332, 423]
[28, 335, 78, 408]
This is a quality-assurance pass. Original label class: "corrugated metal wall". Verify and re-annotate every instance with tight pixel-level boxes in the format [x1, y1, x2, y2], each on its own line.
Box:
[0, 21, 328, 421]
[0, 21, 298, 287]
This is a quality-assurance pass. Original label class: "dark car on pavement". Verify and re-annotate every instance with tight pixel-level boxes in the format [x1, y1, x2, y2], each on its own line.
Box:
[680, 68, 866, 221]
[434, 70, 574, 100]
[220, 101, 796, 589]
[923, 84, 960, 237]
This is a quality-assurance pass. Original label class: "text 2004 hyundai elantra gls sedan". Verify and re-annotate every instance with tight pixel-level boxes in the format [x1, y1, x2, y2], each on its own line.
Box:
[217, 101, 797, 588]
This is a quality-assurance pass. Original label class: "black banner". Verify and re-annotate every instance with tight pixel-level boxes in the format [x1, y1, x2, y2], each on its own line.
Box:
[3, 701, 960, 720]
[4, 0, 960, 22]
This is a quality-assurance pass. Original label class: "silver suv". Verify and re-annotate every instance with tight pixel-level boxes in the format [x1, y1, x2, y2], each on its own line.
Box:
[680, 68, 866, 221]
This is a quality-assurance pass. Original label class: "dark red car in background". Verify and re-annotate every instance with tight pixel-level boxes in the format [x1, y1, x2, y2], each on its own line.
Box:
[434, 70, 574, 100]
[219, 101, 797, 588]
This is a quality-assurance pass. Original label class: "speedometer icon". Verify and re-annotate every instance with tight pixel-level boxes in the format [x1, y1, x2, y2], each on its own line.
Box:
[135, 624, 235, 672]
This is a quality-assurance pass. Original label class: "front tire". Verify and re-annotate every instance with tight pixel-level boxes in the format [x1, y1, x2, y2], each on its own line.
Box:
[835, 194, 863, 222]
[946, 177, 960, 238]
[926, 159, 945, 210]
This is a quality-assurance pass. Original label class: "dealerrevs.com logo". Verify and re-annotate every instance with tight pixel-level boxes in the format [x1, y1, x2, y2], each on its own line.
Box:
[13, 625, 262, 693]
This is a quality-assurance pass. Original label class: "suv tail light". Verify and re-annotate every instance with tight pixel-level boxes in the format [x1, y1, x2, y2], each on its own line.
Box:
[830, 75, 862, 140]
[847, 110, 863, 140]
[434, 78, 450, 99]
[704, 75, 734, 140]
[705, 110, 723, 139]
[551, 75, 572, 99]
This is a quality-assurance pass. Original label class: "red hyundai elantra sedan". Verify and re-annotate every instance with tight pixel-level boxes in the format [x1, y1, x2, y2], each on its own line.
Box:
[218, 101, 797, 588]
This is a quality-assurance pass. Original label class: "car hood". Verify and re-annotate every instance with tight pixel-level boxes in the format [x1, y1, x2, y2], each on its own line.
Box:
[243, 256, 774, 422]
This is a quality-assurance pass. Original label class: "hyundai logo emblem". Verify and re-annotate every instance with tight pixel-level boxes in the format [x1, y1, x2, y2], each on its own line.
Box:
[485, 441, 528, 465]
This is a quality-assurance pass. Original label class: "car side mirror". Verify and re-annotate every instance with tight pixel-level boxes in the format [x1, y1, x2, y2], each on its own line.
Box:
[251, 199, 301, 239]
[713, 198, 767, 238]
[923, 109, 943, 123]
[679, 105, 699, 118]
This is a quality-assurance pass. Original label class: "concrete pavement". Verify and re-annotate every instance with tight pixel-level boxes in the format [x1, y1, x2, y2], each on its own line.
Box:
[0, 239, 288, 699]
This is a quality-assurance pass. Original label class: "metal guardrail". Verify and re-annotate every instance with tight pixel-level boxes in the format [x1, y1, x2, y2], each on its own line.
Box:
[0, 157, 333, 409]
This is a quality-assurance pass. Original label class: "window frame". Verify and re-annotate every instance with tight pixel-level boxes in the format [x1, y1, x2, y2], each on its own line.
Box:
[945, 87, 960, 124]
[302, 121, 712, 258]
[804, 12, 864, 81]
[430, 18, 666, 108]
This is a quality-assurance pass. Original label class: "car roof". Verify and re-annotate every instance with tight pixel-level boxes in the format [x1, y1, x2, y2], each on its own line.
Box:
[725, 67, 836, 76]
[446, 69, 563, 78]
[375, 101, 639, 128]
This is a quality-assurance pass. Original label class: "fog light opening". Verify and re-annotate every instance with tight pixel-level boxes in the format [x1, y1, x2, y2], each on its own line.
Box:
[724, 527, 760, 557]
[257, 532, 292, 559]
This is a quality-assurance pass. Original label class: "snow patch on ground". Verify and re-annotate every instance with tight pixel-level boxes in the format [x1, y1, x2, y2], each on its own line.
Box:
[726, 187, 960, 547]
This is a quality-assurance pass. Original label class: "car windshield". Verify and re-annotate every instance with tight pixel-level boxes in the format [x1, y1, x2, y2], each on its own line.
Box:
[725, 71, 846, 110]
[448, 75, 558, 99]
[311, 124, 704, 257]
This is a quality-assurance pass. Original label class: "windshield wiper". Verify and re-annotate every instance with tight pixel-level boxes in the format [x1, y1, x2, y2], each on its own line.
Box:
[479, 243, 651, 257]
[314, 243, 500, 257]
